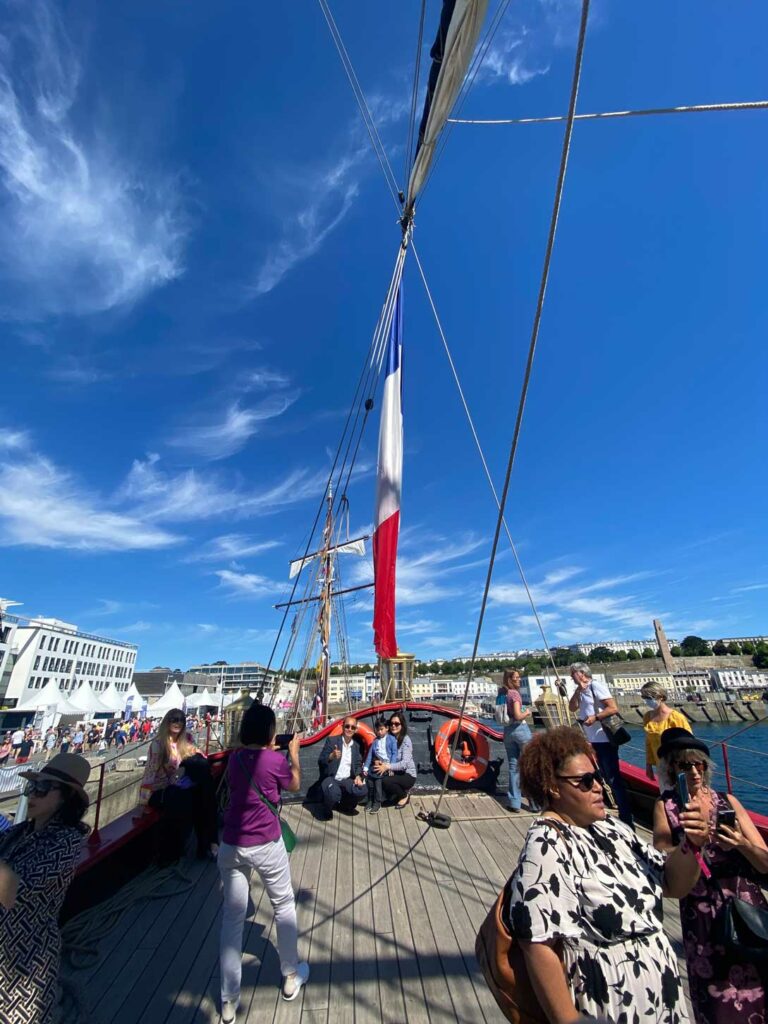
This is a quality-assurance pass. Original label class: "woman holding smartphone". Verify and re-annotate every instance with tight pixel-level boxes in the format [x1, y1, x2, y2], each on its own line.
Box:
[652, 728, 768, 1024]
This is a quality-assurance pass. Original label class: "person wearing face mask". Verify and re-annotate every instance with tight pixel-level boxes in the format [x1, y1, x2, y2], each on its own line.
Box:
[640, 682, 691, 781]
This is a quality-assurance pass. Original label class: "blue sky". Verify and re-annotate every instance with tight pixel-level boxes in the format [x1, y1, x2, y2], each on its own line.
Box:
[1, 0, 766, 670]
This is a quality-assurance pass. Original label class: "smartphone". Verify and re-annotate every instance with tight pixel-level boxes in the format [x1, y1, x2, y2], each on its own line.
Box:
[274, 732, 296, 749]
[676, 771, 690, 808]
[718, 807, 737, 830]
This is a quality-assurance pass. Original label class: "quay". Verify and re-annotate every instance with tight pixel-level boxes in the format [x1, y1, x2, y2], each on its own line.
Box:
[60, 795, 689, 1024]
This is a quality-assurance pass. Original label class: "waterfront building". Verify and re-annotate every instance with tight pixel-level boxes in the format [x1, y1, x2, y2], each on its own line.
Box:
[611, 672, 676, 696]
[710, 668, 768, 691]
[185, 661, 277, 694]
[568, 640, 668, 656]
[0, 612, 19, 697]
[0, 611, 137, 708]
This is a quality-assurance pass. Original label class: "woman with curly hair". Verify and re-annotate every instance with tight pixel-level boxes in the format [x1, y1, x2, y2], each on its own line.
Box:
[504, 727, 708, 1024]
[653, 728, 768, 1024]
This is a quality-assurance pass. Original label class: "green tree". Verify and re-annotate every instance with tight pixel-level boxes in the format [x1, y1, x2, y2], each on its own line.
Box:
[670, 645, 683, 657]
[626, 649, 641, 661]
[680, 635, 711, 657]
[641, 648, 655, 659]
[741, 642, 755, 655]
[712, 640, 727, 656]
[553, 648, 573, 667]
[589, 646, 613, 663]
[726, 641, 742, 655]
[613, 650, 628, 661]
[753, 644, 768, 670]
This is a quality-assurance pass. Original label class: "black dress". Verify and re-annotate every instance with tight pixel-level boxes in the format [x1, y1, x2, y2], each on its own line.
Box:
[0, 820, 84, 1023]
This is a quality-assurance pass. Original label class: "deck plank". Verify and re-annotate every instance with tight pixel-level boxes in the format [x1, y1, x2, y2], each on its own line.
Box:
[62, 799, 695, 1024]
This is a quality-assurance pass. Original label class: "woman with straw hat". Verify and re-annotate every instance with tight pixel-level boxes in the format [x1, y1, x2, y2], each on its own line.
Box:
[0, 752, 91, 1023]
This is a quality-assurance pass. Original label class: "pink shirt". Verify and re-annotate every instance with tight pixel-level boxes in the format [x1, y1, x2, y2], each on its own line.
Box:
[506, 689, 523, 720]
[222, 748, 292, 848]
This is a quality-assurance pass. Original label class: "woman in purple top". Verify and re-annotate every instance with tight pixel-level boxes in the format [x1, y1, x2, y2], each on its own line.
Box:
[217, 704, 308, 1022]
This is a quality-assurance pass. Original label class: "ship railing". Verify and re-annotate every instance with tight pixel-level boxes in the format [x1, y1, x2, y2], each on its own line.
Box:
[0, 759, 46, 796]
[85, 722, 219, 845]
[621, 715, 768, 804]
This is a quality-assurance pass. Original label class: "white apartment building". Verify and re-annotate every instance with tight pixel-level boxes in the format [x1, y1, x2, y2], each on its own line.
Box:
[326, 673, 381, 704]
[0, 612, 19, 696]
[569, 640, 665, 657]
[186, 662, 277, 694]
[2, 614, 137, 707]
[611, 673, 676, 696]
[710, 668, 768, 691]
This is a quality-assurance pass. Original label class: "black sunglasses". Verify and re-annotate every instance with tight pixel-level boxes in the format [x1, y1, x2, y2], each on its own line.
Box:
[390, 721, 403, 728]
[342, 723, 357, 731]
[676, 760, 706, 772]
[556, 770, 603, 792]
[169, 715, 185, 724]
[24, 780, 61, 798]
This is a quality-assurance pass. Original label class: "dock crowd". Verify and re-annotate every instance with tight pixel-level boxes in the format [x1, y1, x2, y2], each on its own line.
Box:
[0, 664, 766, 1024]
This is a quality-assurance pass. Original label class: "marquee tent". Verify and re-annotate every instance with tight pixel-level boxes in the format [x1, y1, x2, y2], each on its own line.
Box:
[148, 681, 187, 714]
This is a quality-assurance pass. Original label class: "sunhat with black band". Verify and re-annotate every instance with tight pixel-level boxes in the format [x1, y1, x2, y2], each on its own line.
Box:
[20, 752, 91, 801]
[657, 727, 710, 762]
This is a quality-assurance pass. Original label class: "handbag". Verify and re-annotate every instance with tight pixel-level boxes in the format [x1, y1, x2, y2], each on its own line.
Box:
[709, 871, 768, 965]
[236, 752, 297, 854]
[590, 685, 631, 746]
[475, 820, 568, 1024]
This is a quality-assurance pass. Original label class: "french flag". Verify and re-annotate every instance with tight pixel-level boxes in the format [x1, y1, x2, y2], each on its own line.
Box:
[373, 286, 403, 660]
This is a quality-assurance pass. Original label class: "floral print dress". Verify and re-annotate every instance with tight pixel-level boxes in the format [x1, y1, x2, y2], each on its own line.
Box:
[663, 790, 766, 1024]
[506, 815, 690, 1024]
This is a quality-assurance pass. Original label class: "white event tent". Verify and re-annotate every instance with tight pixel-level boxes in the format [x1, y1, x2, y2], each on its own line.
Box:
[68, 681, 112, 716]
[99, 682, 125, 714]
[148, 681, 187, 715]
[185, 688, 216, 709]
[16, 680, 82, 717]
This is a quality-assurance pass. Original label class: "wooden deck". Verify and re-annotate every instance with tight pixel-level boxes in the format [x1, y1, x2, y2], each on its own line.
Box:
[64, 795, 689, 1024]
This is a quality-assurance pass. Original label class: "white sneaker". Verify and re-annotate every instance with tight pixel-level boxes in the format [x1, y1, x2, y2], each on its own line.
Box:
[220, 998, 238, 1023]
[282, 961, 310, 1001]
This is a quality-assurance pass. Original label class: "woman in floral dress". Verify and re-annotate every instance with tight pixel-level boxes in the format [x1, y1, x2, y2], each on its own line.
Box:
[505, 727, 709, 1024]
[653, 728, 768, 1024]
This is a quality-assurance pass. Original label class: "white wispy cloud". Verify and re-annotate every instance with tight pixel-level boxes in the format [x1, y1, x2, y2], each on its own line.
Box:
[184, 534, 282, 563]
[46, 358, 111, 386]
[0, 427, 30, 450]
[731, 583, 768, 594]
[238, 368, 292, 392]
[247, 92, 409, 298]
[215, 569, 280, 599]
[0, 452, 180, 551]
[119, 453, 328, 523]
[168, 395, 299, 461]
[0, 0, 186, 318]
[477, 0, 586, 90]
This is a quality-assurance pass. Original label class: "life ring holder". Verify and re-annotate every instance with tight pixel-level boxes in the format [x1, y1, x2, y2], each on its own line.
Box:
[434, 718, 490, 782]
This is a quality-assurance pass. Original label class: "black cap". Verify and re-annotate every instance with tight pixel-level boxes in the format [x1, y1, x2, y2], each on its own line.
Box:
[657, 727, 709, 761]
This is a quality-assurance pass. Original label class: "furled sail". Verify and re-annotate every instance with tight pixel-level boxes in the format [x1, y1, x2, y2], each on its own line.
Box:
[288, 537, 366, 579]
[406, 0, 488, 210]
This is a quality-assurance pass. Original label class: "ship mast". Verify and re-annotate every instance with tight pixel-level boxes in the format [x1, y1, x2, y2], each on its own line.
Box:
[317, 486, 334, 721]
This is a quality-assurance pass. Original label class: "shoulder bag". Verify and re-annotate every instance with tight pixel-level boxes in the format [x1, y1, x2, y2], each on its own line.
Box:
[236, 751, 296, 854]
[495, 699, 510, 727]
[709, 870, 768, 965]
[475, 819, 568, 1024]
[590, 684, 631, 746]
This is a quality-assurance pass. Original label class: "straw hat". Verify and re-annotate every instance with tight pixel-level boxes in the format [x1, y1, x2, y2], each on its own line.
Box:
[20, 753, 91, 799]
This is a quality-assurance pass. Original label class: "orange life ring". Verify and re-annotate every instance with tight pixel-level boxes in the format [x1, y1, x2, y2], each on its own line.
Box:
[330, 719, 375, 752]
[434, 718, 490, 782]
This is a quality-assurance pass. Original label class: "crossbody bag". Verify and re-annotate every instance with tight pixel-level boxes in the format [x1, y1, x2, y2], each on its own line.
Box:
[589, 684, 631, 746]
[236, 751, 297, 854]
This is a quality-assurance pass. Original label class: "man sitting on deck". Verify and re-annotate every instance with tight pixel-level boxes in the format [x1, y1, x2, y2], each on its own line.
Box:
[317, 717, 366, 821]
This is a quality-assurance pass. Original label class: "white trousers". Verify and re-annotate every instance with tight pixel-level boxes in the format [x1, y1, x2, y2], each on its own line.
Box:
[218, 838, 299, 1001]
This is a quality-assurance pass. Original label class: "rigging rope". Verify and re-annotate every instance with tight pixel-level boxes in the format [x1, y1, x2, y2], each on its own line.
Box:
[411, 241, 562, 685]
[316, 0, 402, 210]
[447, 99, 768, 125]
[432, 0, 591, 818]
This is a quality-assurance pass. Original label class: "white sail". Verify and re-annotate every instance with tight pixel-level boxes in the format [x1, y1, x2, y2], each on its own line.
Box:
[288, 537, 366, 579]
[406, 0, 489, 208]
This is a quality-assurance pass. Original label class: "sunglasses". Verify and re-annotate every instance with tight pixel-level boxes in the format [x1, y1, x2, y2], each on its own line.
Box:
[24, 780, 61, 798]
[676, 760, 705, 772]
[342, 724, 357, 731]
[169, 716, 185, 724]
[556, 770, 603, 792]
[390, 721, 403, 728]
